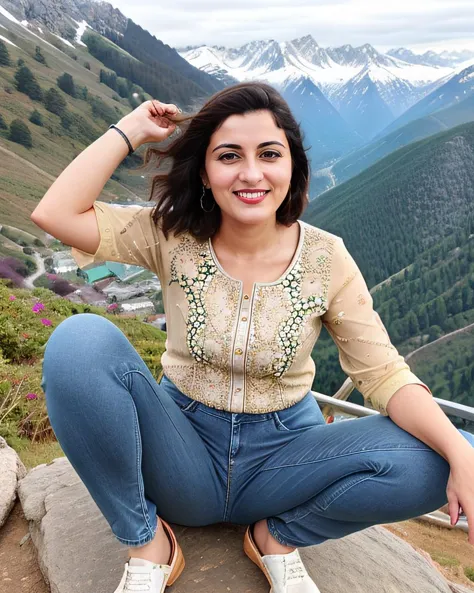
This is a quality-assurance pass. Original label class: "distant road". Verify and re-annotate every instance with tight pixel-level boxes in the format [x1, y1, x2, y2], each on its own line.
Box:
[405, 322, 474, 362]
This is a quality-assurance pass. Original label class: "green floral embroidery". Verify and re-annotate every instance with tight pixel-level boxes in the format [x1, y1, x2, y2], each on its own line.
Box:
[273, 259, 328, 377]
[170, 251, 217, 364]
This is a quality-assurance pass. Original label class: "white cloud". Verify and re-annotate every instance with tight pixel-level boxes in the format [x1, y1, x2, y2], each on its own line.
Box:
[108, 0, 474, 52]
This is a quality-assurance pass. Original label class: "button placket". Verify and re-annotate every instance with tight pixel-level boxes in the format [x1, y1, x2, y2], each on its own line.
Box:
[230, 290, 253, 412]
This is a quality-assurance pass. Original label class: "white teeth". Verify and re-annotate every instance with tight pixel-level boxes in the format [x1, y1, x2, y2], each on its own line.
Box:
[236, 191, 267, 199]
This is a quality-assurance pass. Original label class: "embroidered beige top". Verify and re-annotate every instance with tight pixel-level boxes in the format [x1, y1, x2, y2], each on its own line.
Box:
[71, 201, 432, 415]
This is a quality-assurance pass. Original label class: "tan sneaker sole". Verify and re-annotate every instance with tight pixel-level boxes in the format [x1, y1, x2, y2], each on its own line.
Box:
[243, 525, 273, 587]
[160, 519, 185, 586]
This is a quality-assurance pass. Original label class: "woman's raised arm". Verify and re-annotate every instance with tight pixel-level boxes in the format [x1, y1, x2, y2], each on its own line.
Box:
[31, 100, 179, 222]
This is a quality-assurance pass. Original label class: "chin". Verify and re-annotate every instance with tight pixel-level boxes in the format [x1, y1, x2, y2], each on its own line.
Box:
[229, 207, 277, 226]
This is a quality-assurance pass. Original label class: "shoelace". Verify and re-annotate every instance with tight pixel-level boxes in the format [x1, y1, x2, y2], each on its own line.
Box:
[124, 568, 152, 592]
[285, 554, 307, 583]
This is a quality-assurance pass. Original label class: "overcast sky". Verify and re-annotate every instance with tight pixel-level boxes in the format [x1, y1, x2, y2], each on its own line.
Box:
[107, 0, 474, 54]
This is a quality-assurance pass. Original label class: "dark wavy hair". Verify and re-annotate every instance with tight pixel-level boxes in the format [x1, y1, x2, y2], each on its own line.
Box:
[144, 81, 310, 241]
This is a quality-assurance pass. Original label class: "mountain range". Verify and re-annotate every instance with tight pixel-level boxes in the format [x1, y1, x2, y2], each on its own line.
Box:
[1, 0, 474, 190]
[180, 37, 474, 174]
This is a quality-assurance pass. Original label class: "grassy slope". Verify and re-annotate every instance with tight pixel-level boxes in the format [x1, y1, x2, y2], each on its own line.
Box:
[0, 19, 152, 238]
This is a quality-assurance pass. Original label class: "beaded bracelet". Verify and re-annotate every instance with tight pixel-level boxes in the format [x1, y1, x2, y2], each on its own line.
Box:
[108, 124, 134, 155]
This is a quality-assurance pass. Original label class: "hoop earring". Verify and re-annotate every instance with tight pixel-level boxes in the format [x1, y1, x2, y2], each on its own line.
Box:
[200, 185, 215, 213]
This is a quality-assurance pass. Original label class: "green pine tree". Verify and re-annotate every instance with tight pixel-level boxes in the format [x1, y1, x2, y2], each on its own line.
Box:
[34, 46, 47, 65]
[44, 87, 67, 116]
[9, 119, 32, 147]
[14, 65, 42, 101]
[57, 72, 76, 97]
[0, 39, 11, 66]
[29, 110, 43, 126]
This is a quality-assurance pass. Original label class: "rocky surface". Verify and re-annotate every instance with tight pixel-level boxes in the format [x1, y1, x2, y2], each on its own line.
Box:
[0, 0, 127, 40]
[0, 437, 26, 528]
[17, 457, 471, 593]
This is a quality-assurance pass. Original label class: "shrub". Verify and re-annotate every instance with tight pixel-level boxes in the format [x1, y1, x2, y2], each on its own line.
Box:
[57, 72, 76, 97]
[44, 87, 67, 116]
[34, 46, 47, 65]
[465, 566, 474, 582]
[14, 65, 42, 101]
[87, 95, 118, 125]
[0, 39, 11, 66]
[0, 114, 7, 130]
[29, 110, 43, 126]
[0, 260, 26, 288]
[83, 61, 91, 70]
[9, 119, 32, 148]
[60, 110, 73, 130]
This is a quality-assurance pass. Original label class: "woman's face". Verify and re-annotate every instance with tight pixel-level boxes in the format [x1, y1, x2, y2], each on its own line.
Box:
[202, 110, 293, 227]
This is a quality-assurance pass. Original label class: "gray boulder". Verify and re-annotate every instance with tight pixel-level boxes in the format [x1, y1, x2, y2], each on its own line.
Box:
[0, 436, 26, 527]
[18, 457, 470, 593]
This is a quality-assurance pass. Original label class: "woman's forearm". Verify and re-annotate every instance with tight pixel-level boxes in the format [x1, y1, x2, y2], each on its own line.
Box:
[31, 123, 141, 220]
[386, 384, 471, 463]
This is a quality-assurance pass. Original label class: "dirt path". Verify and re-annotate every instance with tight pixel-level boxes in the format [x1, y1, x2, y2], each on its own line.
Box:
[405, 322, 474, 362]
[0, 144, 128, 201]
[0, 146, 56, 183]
[0, 501, 48, 593]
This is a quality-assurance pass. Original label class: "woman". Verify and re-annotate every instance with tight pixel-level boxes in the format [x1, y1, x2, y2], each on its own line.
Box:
[32, 82, 474, 593]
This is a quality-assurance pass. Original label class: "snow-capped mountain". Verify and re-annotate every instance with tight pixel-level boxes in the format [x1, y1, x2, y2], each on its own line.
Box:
[330, 66, 413, 138]
[377, 62, 474, 138]
[388, 48, 474, 69]
[280, 75, 362, 165]
[180, 35, 454, 146]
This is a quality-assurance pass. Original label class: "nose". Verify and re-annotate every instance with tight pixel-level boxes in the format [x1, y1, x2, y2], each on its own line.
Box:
[238, 158, 264, 185]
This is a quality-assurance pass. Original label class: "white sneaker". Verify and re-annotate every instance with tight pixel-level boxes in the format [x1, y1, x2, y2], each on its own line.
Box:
[113, 558, 168, 592]
[114, 519, 185, 593]
[244, 525, 321, 593]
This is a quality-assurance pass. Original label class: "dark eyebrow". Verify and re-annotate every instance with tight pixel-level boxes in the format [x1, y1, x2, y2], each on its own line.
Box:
[212, 141, 285, 153]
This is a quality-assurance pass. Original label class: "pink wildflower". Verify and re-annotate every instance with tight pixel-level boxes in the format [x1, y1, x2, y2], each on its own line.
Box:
[9, 295, 16, 301]
[26, 393, 38, 400]
[32, 302, 45, 313]
[40, 318, 52, 326]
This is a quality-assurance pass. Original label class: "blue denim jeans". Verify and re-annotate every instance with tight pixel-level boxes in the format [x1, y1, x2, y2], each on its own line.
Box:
[42, 314, 474, 548]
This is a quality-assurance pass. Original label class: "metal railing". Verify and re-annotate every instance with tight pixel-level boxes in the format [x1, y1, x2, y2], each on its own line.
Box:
[311, 378, 473, 533]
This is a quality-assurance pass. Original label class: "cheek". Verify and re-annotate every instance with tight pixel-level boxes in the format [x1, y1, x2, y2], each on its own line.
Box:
[208, 165, 234, 188]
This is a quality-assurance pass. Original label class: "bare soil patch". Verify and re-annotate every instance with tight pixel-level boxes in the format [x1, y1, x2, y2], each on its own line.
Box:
[0, 501, 48, 593]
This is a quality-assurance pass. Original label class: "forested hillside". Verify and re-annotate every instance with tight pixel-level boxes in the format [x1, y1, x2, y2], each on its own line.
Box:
[310, 93, 474, 197]
[307, 134, 474, 429]
[304, 122, 474, 286]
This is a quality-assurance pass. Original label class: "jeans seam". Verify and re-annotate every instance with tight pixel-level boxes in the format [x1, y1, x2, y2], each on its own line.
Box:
[131, 386, 155, 540]
[115, 532, 156, 546]
[267, 518, 295, 547]
[119, 369, 160, 541]
[121, 369, 188, 445]
[261, 446, 435, 472]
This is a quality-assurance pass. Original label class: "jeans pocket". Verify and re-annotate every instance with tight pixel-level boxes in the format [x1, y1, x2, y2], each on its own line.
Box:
[273, 392, 325, 431]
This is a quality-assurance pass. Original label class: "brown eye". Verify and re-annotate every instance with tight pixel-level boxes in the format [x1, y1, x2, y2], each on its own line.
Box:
[261, 150, 281, 159]
[218, 153, 239, 161]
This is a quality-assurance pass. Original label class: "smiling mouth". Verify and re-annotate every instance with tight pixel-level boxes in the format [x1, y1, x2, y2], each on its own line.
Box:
[233, 190, 270, 199]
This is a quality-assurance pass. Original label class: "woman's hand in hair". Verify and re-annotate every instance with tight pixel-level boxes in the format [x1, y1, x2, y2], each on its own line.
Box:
[116, 100, 180, 149]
